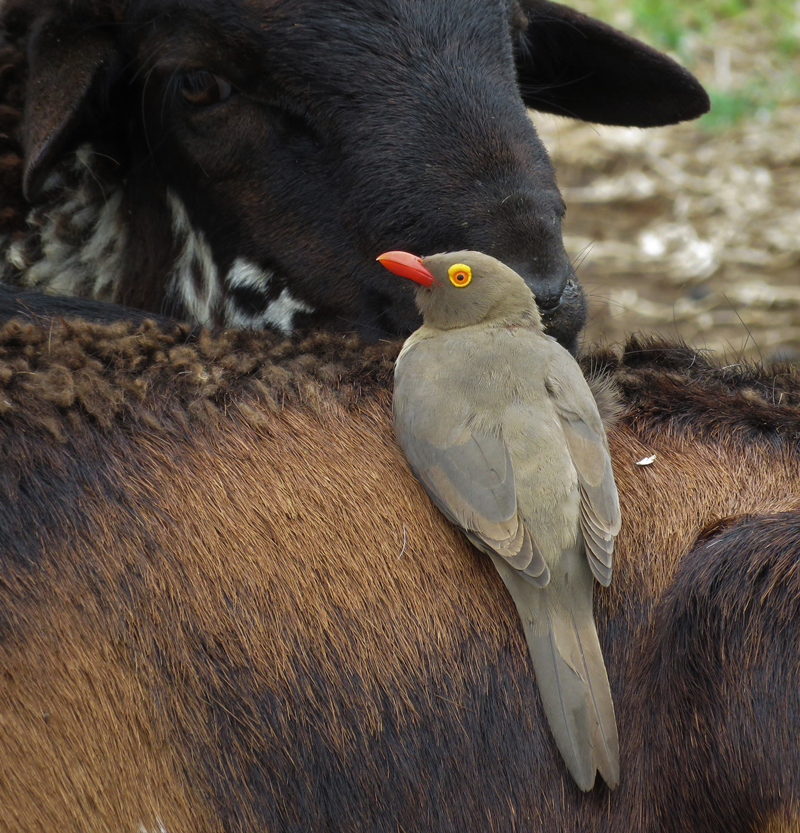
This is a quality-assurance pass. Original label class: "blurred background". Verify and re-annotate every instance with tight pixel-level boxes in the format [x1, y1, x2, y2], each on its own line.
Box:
[533, 0, 800, 361]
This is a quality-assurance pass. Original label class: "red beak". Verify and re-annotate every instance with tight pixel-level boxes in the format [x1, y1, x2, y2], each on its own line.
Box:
[377, 251, 438, 287]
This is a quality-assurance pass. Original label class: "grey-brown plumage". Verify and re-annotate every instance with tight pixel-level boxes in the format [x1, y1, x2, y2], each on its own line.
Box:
[383, 249, 621, 791]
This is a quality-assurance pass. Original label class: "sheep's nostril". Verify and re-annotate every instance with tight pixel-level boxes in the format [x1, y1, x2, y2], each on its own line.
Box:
[534, 291, 563, 312]
[509, 262, 571, 312]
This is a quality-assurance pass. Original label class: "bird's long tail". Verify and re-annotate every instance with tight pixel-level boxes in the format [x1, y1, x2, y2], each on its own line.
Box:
[489, 552, 619, 791]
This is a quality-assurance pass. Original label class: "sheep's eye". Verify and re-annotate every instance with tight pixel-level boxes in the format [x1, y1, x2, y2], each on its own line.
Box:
[448, 263, 472, 287]
[178, 71, 233, 107]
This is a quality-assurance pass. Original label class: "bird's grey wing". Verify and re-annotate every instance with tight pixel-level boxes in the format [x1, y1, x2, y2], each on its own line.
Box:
[397, 422, 550, 586]
[545, 350, 621, 586]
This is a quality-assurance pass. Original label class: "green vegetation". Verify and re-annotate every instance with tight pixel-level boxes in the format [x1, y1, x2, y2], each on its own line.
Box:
[630, 0, 795, 51]
[701, 89, 762, 129]
[573, 0, 799, 51]
[570, 0, 800, 128]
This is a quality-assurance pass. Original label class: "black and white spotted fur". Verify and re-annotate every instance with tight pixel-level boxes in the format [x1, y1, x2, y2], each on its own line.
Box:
[1, 145, 313, 331]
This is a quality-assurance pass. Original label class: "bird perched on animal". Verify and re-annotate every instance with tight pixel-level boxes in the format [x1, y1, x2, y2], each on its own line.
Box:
[378, 249, 621, 791]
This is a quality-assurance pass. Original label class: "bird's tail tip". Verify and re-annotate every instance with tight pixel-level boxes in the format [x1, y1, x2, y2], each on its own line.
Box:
[528, 612, 620, 791]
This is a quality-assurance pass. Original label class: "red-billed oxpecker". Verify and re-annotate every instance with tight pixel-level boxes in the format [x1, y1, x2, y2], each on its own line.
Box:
[378, 250, 621, 791]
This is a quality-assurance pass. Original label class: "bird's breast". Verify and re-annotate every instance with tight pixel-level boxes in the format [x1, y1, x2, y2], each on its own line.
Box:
[396, 327, 583, 560]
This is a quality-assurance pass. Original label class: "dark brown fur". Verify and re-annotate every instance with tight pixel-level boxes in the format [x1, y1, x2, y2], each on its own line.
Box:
[2, 320, 800, 832]
[0, 37, 26, 241]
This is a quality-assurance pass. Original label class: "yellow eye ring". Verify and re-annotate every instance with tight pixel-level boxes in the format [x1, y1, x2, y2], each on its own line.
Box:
[448, 263, 472, 287]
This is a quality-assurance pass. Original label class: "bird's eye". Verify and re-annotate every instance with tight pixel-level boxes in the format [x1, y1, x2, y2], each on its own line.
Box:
[178, 71, 233, 107]
[448, 264, 472, 287]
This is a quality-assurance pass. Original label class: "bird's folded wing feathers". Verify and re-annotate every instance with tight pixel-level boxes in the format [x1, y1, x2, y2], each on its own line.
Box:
[397, 425, 550, 585]
[545, 353, 621, 585]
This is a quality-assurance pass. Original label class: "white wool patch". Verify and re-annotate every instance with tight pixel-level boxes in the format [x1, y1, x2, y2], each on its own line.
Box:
[3, 237, 25, 271]
[223, 257, 313, 333]
[226, 257, 271, 292]
[40, 170, 65, 196]
[165, 190, 222, 325]
[262, 288, 314, 333]
[8, 145, 127, 300]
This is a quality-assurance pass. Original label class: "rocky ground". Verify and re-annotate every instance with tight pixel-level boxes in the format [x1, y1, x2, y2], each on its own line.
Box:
[535, 11, 800, 363]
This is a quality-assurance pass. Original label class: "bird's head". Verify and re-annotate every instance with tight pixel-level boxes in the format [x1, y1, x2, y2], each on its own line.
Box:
[377, 250, 542, 331]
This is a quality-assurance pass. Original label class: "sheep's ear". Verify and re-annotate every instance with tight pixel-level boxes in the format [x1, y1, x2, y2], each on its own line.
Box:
[22, 18, 120, 201]
[517, 0, 709, 127]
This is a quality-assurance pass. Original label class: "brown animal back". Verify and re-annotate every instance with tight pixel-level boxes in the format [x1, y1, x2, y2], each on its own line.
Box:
[3, 322, 800, 830]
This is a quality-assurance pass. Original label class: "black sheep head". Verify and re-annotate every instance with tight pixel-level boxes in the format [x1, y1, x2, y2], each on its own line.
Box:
[7, 0, 708, 352]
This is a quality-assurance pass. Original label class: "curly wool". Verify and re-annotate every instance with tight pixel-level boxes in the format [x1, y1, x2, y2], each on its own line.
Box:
[0, 318, 400, 439]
